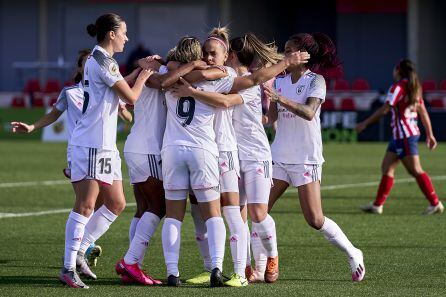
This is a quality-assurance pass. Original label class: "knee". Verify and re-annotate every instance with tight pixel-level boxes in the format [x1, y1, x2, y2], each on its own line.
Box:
[249, 207, 267, 223]
[108, 199, 126, 215]
[306, 215, 324, 230]
[407, 168, 423, 177]
[77, 204, 95, 217]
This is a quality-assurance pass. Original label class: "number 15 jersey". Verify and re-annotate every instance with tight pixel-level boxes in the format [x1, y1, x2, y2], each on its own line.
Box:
[162, 75, 234, 156]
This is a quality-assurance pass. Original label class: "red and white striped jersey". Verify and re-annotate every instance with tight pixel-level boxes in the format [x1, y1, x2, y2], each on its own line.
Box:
[385, 79, 422, 140]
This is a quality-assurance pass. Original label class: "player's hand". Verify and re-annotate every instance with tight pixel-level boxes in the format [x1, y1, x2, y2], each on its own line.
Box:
[263, 84, 280, 102]
[285, 51, 310, 66]
[137, 55, 162, 69]
[170, 77, 195, 98]
[125, 67, 142, 83]
[426, 134, 437, 150]
[11, 121, 34, 133]
[136, 69, 154, 83]
[355, 122, 367, 134]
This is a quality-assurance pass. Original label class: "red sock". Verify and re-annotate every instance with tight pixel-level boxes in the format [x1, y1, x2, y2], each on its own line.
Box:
[416, 172, 439, 206]
[374, 175, 394, 206]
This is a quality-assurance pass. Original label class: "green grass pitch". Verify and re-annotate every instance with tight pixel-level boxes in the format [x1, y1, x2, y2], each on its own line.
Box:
[0, 141, 445, 296]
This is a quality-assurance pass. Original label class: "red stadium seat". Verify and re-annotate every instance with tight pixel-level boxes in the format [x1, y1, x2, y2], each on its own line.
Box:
[48, 97, 58, 107]
[44, 79, 61, 93]
[24, 79, 41, 93]
[11, 95, 26, 108]
[322, 98, 335, 111]
[352, 78, 370, 91]
[340, 97, 356, 111]
[429, 98, 445, 108]
[439, 79, 446, 91]
[333, 78, 350, 91]
[32, 96, 44, 107]
[64, 80, 75, 87]
[422, 80, 437, 92]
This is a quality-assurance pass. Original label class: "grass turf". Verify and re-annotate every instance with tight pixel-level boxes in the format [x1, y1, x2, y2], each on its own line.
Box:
[0, 140, 445, 296]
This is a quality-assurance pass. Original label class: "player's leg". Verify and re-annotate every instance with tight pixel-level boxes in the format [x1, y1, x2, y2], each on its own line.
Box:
[361, 150, 399, 214]
[296, 165, 365, 282]
[401, 153, 443, 214]
[245, 161, 279, 283]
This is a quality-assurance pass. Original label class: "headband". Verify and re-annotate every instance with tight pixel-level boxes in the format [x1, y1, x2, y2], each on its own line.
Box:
[205, 37, 228, 52]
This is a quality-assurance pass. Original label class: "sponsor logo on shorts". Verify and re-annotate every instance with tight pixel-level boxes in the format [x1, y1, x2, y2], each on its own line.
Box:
[304, 171, 312, 177]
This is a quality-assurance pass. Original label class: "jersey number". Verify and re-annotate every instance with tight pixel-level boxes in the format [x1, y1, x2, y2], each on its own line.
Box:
[176, 97, 195, 126]
[82, 91, 90, 114]
[98, 158, 111, 174]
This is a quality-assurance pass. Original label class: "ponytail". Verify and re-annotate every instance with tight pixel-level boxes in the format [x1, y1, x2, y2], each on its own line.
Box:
[396, 59, 421, 106]
[229, 33, 283, 68]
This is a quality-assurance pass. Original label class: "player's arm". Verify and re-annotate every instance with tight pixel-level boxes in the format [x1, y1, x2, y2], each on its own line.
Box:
[159, 60, 208, 89]
[265, 101, 279, 124]
[417, 101, 437, 150]
[170, 77, 242, 108]
[263, 84, 321, 121]
[112, 69, 154, 105]
[355, 103, 391, 133]
[181, 67, 228, 84]
[229, 52, 310, 93]
[10, 107, 63, 133]
[118, 103, 133, 123]
[124, 67, 142, 85]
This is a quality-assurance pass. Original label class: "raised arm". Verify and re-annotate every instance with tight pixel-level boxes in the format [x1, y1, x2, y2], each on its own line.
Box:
[11, 107, 63, 133]
[417, 102, 437, 149]
[170, 77, 242, 108]
[112, 69, 153, 104]
[229, 51, 310, 93]
[355, 103, 391, 133]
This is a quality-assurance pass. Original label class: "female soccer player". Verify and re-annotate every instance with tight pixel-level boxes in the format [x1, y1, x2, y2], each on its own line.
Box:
[171, 32, 309, 285]
[356, 59, 443, 215]
[58, 13, 152, 289]
[11, 49, 134, 270]
[264, 33, 365, 282]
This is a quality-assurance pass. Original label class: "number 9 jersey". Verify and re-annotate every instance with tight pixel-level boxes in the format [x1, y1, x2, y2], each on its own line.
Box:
[70, 45, 124, 151]
[162, 75, 235, 157]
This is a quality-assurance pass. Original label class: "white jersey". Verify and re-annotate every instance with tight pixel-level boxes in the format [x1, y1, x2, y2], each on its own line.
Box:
[53, 82, 84, 142]
[70, 45, 124, 151]
[232, 72, 271, 161]
[214, 66, 238, 152]
[124, 66, 168, 155]
[271, 70, 326, 164]
[162, 74, 235, 156]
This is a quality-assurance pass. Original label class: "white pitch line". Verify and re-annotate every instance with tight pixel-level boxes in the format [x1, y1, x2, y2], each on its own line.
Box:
[0, 203, 136, 219]
[0, 176, 444, 219]
[0, 180, 69, 188]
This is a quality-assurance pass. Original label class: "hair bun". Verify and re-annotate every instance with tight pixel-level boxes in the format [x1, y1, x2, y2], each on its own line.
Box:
[86, 24, 97, 37]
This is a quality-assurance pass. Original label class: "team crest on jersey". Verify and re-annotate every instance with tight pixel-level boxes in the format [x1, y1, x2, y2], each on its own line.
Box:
[108, 63, 119, 76]
[296, 85, 305, 95]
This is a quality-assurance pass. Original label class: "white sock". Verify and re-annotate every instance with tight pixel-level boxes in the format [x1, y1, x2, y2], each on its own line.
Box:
[245, 221, 252, 267]
[252, 214, 278, 258]
[124, 212, 160, 265]
[223, 206, 247, 276]
[250, 229, 267, 273]
[162, 217, 182, 277]
[191, 204, 211, 271]
[319, 217, 358, 258]
[78, 205, 117, 255]
[205, 216, 226, 271]
[64, 211, 89, 269]
[129, 217, 140, 243]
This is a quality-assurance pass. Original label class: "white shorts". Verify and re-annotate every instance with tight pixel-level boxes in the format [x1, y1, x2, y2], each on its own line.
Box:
[272, 162, 322, 187]
[124, 152, 162, 184]
[70, 146, 122, 185]
[239, 160, 272, 205]
[219, 151, 240, 193]
[161, 145, 220, 191]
